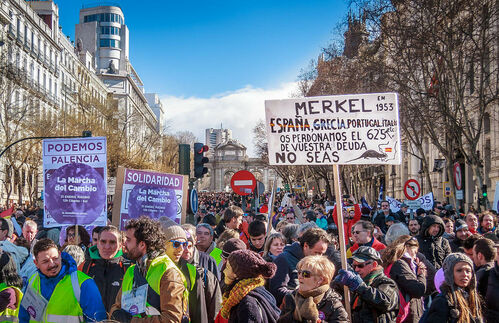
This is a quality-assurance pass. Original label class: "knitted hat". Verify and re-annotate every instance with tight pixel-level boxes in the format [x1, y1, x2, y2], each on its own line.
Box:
[228, 249, 276, 280]
[222, 238, 247, 259]
[164, 225, 187, 242]
[442, 253, 475, 289]
[454, 219, 468, 233]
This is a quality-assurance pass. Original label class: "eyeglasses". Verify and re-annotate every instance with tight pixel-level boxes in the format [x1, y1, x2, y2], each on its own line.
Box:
[352, 230, 366, 235]
[297, 270, 313, 278]
[170, 240, 188, 249]
[352, 261, 372, 269]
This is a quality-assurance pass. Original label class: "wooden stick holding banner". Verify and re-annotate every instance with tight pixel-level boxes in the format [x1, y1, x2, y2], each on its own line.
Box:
[333, 164, 351, 317]
[266, 177, 278, 236]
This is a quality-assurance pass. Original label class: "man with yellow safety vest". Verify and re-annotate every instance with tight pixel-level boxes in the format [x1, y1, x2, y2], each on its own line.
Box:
[110, 216, 188, 322]
[18, 238, 107, 322]
[195, 223, 223, 268]
[0, 250, 23, 322]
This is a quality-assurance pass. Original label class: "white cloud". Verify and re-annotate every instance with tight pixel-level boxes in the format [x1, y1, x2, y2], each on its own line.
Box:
[160, 82, 298, 157]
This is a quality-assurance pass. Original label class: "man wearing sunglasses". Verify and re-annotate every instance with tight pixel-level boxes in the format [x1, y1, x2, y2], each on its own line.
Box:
[334, 246, 399, 323]
[346, 220, 386, 259]
[110, 217, 188, 322]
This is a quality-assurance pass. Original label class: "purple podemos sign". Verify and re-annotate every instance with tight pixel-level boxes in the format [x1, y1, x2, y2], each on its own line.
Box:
[113, 168, 186, 229]
[42, 137, 107, 228]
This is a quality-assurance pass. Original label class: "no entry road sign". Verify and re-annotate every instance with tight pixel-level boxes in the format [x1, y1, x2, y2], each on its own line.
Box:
[404, 179, 421, 200]
[231, 170, 257, 196]
[453, 163, 462, 190]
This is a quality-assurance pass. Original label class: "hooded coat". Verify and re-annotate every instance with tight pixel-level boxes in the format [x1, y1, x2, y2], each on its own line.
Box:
[269, 242, 304, 306]
[78, 244, 131, 313]
[416, 215, 451, 270]
[19, 252, 107, 322]
[425, 253, 483, 323]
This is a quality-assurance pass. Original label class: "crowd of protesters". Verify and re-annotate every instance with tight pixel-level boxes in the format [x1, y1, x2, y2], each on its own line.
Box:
[0, 190, 498, 323]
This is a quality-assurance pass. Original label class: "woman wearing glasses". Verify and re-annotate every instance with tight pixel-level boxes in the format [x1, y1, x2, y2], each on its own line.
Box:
[382, 235, 427, 323]
[278, 255, 348, 323]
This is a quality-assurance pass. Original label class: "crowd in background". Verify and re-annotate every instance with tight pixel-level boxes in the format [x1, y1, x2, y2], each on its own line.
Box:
[0, 190, 497, 322]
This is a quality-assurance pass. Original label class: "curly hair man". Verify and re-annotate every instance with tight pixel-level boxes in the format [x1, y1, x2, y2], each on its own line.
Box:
[110, 217, 188, 322]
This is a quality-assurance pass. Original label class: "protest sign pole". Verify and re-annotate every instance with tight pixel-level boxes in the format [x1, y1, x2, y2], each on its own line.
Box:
[266, 177, 277, 236]
[333, 164, 351, 318]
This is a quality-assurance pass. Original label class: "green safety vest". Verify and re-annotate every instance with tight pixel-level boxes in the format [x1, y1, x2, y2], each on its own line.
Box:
[186, 263, 197, 292]
[121, 255, 188, 317]
[26, 271, 90, 323]
[0, 283, 23, 323]
[209, 247, 222, 266]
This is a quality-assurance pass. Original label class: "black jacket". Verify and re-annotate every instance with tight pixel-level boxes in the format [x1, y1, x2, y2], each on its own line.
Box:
[190, 247, 220, 280]
[179, 259, 222, 323]
[79, 245, 131, 313]
[278, 288, 349, 323]
[387, 258, 426, 323]
[416, 215, 451, 270]
[269, 242, 304, 306]
[351, 269, 399, 323]
[483, 262, 499, 322]
[448, 237, 465, 253]
[425, 285, 483, 323]
[228, 286, 281, 323]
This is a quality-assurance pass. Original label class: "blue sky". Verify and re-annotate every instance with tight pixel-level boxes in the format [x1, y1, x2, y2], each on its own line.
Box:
[57, 1, 350, 154]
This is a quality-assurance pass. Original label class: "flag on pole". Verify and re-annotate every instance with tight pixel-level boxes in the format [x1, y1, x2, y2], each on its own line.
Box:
[377, 184, 384, 208]
[361, 197, 371, 210]
[0, 206, 14, 218]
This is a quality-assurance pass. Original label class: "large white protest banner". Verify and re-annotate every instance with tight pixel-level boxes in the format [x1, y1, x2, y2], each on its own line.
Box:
[43, 137, 107, 228]
[417, 192, 434, 211]
[265, 93, 401, 165]
[492, 181, 499, 212]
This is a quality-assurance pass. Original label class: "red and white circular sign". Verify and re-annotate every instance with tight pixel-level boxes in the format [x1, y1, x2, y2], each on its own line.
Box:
[453, 163, 462, 190]
[231, 170, 256, 196]
[404, 179, 421, 200]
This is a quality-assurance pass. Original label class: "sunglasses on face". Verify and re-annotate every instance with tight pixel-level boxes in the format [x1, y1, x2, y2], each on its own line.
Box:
[170, 240, 188, 249]
[297, 270, 313, 278]
[352, 230, 366, 235]
[352, 261, 372, 269]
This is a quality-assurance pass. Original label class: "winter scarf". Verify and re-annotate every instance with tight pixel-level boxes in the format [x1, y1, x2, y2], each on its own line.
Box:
[220, 277, 265, 319]
[293, 284, 330, 321]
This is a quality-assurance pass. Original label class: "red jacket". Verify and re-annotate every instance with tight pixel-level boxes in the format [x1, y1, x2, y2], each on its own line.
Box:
[332, 204, 361, 246]
[347, 237, 386, 258]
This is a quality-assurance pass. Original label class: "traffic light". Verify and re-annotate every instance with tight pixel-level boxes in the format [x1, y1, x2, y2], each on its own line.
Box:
[193, 143, 209, 179]
[482, 184, 488, 198]
[178, 144, 190, 176]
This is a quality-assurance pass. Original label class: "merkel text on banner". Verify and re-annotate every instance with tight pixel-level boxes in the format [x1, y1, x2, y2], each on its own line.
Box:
[265, 93, 402, 165]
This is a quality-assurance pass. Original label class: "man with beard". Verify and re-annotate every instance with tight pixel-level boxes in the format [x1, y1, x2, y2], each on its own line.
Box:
[167, 226, 222, 323]
[19, 238, 106, 322]
[110, 217, 188, 322]
[478, 212, 497, 235]
[448, 219, 471, 252]
[408, 218, 421, 236]
[79, 225, 131, 313]
[416, 215, 452, 269]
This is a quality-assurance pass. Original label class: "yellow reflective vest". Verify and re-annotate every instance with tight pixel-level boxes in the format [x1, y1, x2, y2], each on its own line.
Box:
[25, 271, 90, 323]
[0, 283, 23, 323]
[121, 255, 188, 318]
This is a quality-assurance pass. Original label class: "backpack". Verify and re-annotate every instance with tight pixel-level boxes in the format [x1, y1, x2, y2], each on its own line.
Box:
[384, 263, 411, 323]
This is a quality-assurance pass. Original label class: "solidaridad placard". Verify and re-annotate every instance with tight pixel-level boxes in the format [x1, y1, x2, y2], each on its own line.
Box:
[265, 93, 402, 165]
[42, 137, 107, 227]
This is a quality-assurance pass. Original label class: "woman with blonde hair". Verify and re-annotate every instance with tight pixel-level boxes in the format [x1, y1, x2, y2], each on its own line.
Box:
[278, 255, 348, 322]
[263, 232, 286, 262]
[216, 228, 239, 250]
[382, 235, 427, 323]
[426, 253, 482, 323]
